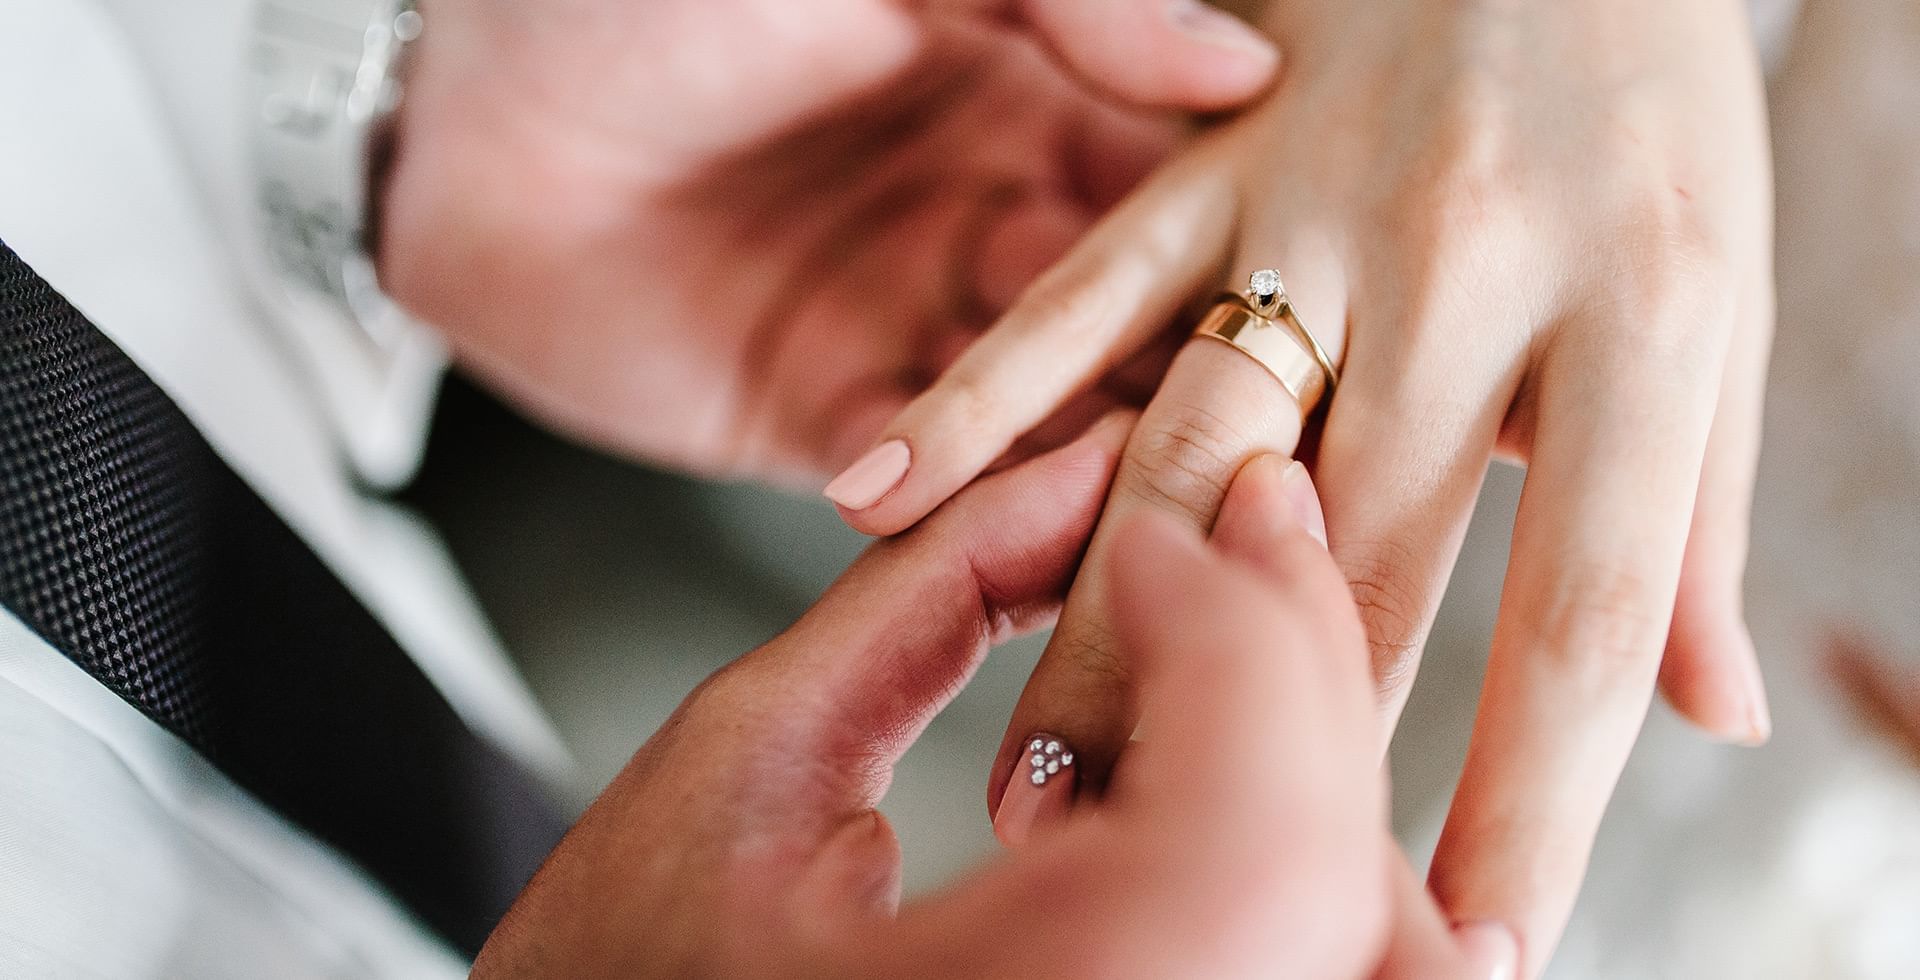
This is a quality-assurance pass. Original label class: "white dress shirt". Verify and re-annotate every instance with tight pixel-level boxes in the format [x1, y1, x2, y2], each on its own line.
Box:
[0, 0, 569, 975]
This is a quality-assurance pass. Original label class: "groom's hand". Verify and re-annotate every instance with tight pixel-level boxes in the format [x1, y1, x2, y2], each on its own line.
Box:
[475, 423, 1517, 978]
[472, 413, 1135, 977]
[379, 0, 1277, 485]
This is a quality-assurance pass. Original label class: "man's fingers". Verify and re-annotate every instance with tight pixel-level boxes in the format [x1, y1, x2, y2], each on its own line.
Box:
[992, 453, 1329, 846]
[1659, 288, 1774, 744]
[1114, 497, 1366, 812]
[1209, 453, 1328, 561]
[1096, 508, 1388, 977]
[876, 499, 1386, 980]
[769, 412, 1133, 781]
[982, 227, 1347, 808]
[1009, 0, 1279, 111]
[829, 159, 1237, 532]
[986, 338, 1304, 813]
[1429, 318, 1725, 976]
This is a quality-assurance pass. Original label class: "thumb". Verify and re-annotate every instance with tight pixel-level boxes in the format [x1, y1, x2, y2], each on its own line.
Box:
[767, 411, 1134, 787]
[1209, 454, 1329, 565]
[1006, 0, 1279, 111]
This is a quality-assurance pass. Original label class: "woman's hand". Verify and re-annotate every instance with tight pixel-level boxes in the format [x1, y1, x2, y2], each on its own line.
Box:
[473, 427, 1513, 979]
[379, 0, 1279, 485]
[833, 0, 1776, 971]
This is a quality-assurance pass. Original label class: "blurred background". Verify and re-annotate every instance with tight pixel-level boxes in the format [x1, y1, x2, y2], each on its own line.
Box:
[393, 1, 1920, 977]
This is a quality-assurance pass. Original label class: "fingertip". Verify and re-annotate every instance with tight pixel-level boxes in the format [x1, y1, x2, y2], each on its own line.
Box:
[1453, 921, 1519, 980]
[1660, 609, 1770, 746]
[993, 733, 1078, 846]
[1164, 0, 1280, 73]
[1156, 0, 1280, 106]
[1211, 455, 1327, 568]
[837, 409, 1138, 538]
[824, 440, 912, 514]
[1022, 0, 1279, 112]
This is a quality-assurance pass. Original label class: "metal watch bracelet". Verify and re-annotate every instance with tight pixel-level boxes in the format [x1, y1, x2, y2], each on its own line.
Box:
[248, 0, 422, 352]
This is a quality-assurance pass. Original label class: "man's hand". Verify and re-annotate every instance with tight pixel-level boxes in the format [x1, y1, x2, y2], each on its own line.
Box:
[473, 425, 1514, 978]
[378, 0, 1277, 485]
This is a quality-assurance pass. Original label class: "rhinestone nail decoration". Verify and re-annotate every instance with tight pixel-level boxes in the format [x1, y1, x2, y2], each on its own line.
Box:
[1026, 735, 1074, 787]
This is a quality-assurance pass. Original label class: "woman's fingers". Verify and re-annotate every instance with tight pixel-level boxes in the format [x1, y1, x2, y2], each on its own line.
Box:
[1001, 0, 1280, 111]
[1658, 284, 1774, 743]
[1311, 299, 1521, 736]
[829, 156, 1238, 529]
[1427, 315, 1725, 976]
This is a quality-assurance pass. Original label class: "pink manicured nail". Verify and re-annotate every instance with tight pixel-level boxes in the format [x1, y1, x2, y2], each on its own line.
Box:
[1454, 921, 1519, 980]
[1280, 460, 1328, 548]
[824, 440, 910, 511]
[993, 734, 1076, 847]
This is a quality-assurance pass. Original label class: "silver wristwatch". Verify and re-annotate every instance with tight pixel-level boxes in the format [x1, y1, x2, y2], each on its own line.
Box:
[248, 0, 443, 486]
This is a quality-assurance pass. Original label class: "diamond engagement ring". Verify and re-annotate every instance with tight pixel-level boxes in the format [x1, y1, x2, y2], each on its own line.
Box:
[1189, 269, 1341, 417]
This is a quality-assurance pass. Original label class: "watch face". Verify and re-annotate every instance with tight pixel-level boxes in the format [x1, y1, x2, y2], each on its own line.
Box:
[251, 0, 419, 333]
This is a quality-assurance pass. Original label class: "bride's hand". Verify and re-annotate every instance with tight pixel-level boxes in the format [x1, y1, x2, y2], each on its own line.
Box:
[831, 0, 1775, 970]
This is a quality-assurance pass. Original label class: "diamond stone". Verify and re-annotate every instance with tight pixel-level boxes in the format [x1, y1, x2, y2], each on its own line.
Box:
[1031, 770, 1047, 786]
[1045, 760, 1060, 774]
[1249, 269, 1282, 297]
[1031, 753, 1046, 768]
[1030, 738, 1045, 751]
[1045, 740, 1060, 754]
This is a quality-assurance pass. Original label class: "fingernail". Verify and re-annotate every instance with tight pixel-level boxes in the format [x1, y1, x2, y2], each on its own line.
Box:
[1280, 460, 1328, 548]
[1165, 0, 1277, 60]
[1454, 921, 1519, 980]
[824, 440, 911, 511]
[993, 734, 1076, 847]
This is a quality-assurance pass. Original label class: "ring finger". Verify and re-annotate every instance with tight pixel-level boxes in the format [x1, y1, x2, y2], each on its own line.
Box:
[988, 237, 1349, 815]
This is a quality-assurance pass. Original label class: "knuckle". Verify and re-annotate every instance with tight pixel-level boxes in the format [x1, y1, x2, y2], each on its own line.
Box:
[1118, 399, 1254, 527]
[1529, 561, 1669, 682]
[1579, 230, 1733, 383]
[935, 370, 1006, 437]
[1015, 272, 1117, 341]
[1051, 625, 1132, 691]
[1338, 541, 1432, 696]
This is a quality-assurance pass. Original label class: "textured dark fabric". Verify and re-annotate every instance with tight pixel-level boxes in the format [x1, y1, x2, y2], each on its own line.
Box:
[0, 239, 567, 956]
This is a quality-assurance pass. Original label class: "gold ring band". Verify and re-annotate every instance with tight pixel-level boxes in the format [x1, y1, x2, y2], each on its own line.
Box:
[1189, 271, 1340, 416]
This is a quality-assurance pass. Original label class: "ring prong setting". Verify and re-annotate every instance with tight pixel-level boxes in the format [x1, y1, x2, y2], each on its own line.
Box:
[1248, 268, 1288, 316]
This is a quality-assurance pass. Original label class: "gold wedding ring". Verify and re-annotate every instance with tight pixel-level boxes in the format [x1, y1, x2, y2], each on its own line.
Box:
[1190, 270, 1340, 416]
